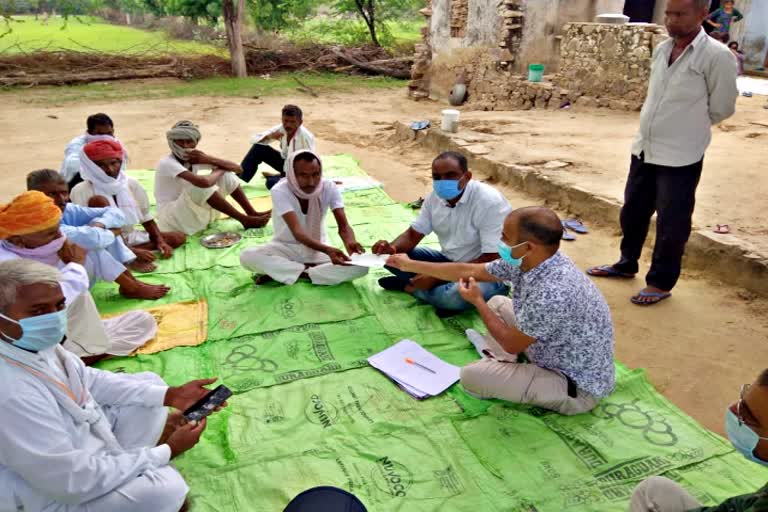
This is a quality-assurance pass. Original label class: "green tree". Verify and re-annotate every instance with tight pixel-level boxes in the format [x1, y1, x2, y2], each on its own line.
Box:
[246, 0, 312, 32]
[333, 0, 417, 47]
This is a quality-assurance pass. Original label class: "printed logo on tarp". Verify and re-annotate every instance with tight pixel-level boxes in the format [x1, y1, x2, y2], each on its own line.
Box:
[223, 343, 278, 375]
[593, 400, 678, 447]
[542, 417, 607, 469]
[372, 457, 413, 498]
[309, 330, 334, 362]
[434, 465, 464, 496]
[273, 297, 303, 319]
[275, 362, 343, 383]
[305, 394, 339, 429]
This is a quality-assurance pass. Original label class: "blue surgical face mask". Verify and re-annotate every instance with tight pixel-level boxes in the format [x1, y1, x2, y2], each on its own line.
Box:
[0, 310, 68, 352]
[498, 241, 528, 267]
[433, 179, 463, 201]
[726, 409, 768, 467]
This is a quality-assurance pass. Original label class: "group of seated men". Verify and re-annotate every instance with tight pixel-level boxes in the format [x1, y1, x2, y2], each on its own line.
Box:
[0, 106, 765, 511]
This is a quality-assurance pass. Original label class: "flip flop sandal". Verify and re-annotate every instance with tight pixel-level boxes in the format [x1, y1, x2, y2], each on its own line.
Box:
[561, 223, 576, 241]
[587, 265, 636, 278]
[714, 224, 731, 234]
[564, 219, 589, 234]
[631, 290, 672, 306]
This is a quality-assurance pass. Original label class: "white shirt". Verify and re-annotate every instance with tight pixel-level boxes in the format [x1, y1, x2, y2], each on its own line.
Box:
[0, 246, 89, 303]
[60, 134, 87, 182]
[154, 155, 189, 209]
[412, 180, 511, 262]
[271, 179, 343, 246]
[0, 348, 169, 509]
[251, 125, 315, 159]
[632, 29, 738, 167]
[72, 178, 154, 228]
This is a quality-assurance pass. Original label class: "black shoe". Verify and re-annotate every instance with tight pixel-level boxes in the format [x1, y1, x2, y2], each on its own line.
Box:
[378, 276, 407, 292]
[435, 308, 462, 319]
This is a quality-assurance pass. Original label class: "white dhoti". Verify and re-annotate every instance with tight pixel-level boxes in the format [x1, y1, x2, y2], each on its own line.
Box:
[3, 373, 189, 512]
[156, 172, 241, 236]
[65, 292, 158, 357]
[84, 236, 135, 285]
[240, 242, 368, 286]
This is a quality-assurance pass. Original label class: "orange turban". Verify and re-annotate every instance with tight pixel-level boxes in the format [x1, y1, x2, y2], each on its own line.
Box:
[0, 191, 62, 240]
[84, 139, 124, 162]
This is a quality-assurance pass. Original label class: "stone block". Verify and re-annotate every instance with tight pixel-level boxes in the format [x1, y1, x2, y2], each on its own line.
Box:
[577, 95, 598, 108]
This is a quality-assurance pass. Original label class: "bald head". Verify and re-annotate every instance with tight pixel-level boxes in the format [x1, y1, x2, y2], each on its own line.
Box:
[505, 206, 562, 249]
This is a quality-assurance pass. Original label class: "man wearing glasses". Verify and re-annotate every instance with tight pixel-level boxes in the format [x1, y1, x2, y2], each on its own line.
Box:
[629, 369, 768, 511]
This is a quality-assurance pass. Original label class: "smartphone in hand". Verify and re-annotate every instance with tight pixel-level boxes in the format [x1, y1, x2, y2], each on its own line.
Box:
[183, 385, 233, 422]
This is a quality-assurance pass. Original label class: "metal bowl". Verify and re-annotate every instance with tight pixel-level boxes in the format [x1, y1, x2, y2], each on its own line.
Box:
[200, 232, 242, 249]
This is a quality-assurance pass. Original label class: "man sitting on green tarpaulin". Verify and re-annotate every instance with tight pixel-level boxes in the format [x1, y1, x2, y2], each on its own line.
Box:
[387, 206, 615, 415]
[630, 367, 768, 511]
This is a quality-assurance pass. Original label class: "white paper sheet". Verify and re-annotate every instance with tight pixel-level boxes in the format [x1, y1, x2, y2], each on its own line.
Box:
[329, 175, 382, 192]
[349, 253, 389, 268]
[367, 340, 461, 397]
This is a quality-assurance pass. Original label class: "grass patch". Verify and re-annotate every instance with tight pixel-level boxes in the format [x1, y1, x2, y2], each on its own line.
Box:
[2, 72, 403, 105]
[0, 16, 223, 55]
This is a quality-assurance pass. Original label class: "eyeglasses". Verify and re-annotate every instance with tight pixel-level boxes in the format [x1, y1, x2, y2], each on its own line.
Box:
[736, 384, 768, 439]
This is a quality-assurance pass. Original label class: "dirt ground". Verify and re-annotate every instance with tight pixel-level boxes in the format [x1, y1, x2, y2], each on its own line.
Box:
[0, 85, 767, 435]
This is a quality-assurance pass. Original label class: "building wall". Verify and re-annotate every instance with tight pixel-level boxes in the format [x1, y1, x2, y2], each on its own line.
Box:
[739, 0, 768, 66]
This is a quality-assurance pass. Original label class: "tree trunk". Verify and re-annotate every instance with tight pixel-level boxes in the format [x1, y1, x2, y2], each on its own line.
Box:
[355, 0, 380, 47]
[222, 0, 248, 78]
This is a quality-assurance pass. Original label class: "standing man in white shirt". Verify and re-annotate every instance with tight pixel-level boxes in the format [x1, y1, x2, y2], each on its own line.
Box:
[588, 0, 738, 306]
[240, 104, 316, 189]
[373, 152, 511, 317]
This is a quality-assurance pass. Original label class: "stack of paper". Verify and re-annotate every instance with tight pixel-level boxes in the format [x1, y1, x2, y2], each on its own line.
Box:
[349, 253, 389, 268]
[367, 340, 461, 399]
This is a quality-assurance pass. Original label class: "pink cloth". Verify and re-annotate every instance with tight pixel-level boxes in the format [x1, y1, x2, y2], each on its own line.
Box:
[1, 234, 66, 267]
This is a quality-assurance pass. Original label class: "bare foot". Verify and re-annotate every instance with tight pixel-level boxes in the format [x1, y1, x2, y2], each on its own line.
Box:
[119, 281, 170, 300]
[128, 260, 158, 273]
[253, 274, 274, 285]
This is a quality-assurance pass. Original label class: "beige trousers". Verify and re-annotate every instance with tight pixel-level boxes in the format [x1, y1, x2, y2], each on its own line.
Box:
[460, 296, 600, 416]
[240, 241, 369, 286]
[629, 477, 702, 512]
[156, 171, 241, 235]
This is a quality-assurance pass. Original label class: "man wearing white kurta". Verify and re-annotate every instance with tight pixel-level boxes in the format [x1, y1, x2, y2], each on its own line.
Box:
[240, 150, 368, 286]
[240, 104, 315, 189]
[60, 113, 119, 190]
[0, 259, 223, 512]
[155, 121, 271, 235]
[68, 141, 186, 273]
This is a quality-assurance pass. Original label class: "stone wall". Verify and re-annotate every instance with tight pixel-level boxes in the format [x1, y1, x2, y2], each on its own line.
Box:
[416, 21, 667, 112]
[558, 22, 667, 111]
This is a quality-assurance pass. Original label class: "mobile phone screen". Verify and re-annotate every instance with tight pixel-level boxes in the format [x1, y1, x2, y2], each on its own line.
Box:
[183, 385, 232, 422]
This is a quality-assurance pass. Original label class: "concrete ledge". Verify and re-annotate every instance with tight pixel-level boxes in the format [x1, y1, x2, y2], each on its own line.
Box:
[394, 121, 768, 297]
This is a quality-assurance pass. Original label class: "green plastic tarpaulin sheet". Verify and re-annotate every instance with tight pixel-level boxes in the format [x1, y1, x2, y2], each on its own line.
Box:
[91, 155, 767, 511]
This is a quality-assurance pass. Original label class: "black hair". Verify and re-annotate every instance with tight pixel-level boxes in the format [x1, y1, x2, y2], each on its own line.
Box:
[516, 207, 563, 248]
[728, 41, 739, 49]
[86, 113, 114, 133]
[282, 104, 303, 120]
[433, 151, 468, 173]
[27, 169, 65, 191]
[293, 152, 321, 167]
[759, 369, 768, 387]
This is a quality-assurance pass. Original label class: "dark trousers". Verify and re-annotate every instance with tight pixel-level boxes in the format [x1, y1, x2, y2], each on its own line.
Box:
[240, 144, 285, 189]
[613, 154, 703, 291]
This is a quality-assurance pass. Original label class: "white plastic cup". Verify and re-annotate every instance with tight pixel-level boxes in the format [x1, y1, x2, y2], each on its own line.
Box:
[441, 109, 460, 133]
